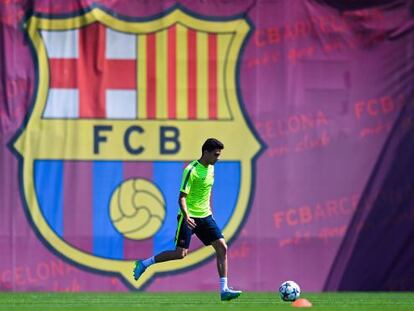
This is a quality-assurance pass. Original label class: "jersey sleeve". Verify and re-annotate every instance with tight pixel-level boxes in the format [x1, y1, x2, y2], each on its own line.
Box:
[180, 166, 194, 194]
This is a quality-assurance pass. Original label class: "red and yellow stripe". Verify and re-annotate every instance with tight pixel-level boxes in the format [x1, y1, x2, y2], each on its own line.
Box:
[137, 24, 231, 120]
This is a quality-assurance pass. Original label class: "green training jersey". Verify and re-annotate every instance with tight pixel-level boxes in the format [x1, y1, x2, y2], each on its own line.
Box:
[179, 160, 214, 218]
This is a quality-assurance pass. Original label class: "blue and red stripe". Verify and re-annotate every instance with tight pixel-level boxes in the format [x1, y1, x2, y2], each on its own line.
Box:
[34, 160, 240, 260]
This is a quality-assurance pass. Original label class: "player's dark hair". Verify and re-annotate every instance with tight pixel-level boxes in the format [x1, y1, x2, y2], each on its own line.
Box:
[202, 138, 224, 152]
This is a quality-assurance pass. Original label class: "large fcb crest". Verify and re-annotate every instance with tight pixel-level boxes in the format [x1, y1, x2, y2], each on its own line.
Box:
[12, 6, 263, 289]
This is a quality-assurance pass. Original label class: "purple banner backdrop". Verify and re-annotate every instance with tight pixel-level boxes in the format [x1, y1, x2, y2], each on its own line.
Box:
[1, 0, 414, 292]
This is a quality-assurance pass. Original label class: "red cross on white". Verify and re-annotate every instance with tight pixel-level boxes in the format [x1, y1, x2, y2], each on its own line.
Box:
[42, 22, 137, 119]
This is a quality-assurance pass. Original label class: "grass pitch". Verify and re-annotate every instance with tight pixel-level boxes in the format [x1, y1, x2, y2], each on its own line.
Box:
[1, 292, 414, 311]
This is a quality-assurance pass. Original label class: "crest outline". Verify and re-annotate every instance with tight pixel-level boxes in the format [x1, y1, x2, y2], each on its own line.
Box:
[11, 4, 264, 289]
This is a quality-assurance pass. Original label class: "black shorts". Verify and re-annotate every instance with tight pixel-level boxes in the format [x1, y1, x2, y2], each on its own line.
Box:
[174, 214, 224, 249]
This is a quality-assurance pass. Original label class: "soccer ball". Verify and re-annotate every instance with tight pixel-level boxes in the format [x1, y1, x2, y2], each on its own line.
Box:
[279, 280, 301, 302]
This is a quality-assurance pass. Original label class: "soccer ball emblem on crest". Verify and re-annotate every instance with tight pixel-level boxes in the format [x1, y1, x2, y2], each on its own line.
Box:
[110, 178, 166, 240]
[279, 280, 301, 302]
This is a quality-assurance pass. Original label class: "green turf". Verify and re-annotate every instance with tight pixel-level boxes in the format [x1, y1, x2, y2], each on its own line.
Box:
[1, 292, 414, 311]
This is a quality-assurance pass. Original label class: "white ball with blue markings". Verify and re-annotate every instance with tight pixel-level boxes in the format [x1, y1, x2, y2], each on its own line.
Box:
[279, 280, 300, 302]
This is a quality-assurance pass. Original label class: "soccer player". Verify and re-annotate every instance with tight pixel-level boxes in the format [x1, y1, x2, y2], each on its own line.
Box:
[133, 138, 242, 301]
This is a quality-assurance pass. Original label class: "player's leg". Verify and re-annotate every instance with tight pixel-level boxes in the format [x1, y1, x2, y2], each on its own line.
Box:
[211, 238, 242, 300]
[154, 247, 188, 262]
[133, 214, 192, 281]
[196, 215, 242, 301]
[133, 247, 188, 281]
[211, 238, 227, 278]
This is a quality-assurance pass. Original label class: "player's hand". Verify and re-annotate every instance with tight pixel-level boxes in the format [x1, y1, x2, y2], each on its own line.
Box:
[185, 217, 196, 229]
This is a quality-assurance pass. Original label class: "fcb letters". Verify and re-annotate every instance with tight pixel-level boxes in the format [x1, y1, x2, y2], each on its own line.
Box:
[93, 124, 180, 155]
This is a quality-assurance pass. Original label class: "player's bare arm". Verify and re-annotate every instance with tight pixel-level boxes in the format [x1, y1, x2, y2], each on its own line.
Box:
[179, 191, 196, 229]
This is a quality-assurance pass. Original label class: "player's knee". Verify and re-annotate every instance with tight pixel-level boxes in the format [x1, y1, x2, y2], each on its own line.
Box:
[215, 241, 227, 257]
[221, 243, 228, 256]
[176, 249, 187, 259]
[179, 250, 187, 259]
